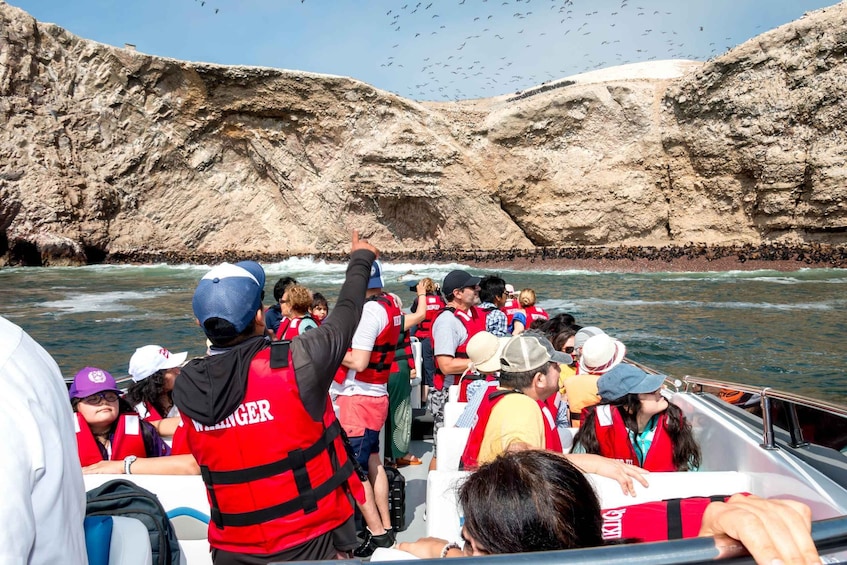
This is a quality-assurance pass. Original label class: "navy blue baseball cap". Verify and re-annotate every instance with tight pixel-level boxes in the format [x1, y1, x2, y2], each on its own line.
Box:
[368, 260, 385, 289]
[193, 261, 265, 339]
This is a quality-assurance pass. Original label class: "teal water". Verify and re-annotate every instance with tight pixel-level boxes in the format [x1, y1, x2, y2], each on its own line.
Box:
[1, 259, 845, 402]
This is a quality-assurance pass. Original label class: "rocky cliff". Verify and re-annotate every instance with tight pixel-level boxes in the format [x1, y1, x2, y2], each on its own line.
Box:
[1, 1, 845, 265]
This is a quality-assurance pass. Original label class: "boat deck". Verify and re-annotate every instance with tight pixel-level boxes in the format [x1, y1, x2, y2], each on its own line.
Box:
[393, 438, 434, 544]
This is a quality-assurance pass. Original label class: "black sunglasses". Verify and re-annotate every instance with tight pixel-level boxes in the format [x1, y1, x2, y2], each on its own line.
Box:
[81, 391, 119, 405]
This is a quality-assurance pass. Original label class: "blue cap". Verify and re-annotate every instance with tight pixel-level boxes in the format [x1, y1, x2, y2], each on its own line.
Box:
[597, 364, 666, 402]
[368, 260, 385, 289]
[193, 261, 265, 339]
[235, 260, 265, 290]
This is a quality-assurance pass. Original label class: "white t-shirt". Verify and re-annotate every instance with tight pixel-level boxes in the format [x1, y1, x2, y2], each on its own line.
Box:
[134, 402, 180, 420]
[0, 316, 88, 565]
[332, 300, 390, 398]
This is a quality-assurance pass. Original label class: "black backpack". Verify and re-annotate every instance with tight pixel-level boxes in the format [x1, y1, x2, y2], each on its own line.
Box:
[384, 466, 407, 531]
[86, 479, 182, 565]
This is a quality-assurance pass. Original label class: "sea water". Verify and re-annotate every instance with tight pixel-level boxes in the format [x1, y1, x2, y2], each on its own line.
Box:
[1, 259, 845, 402]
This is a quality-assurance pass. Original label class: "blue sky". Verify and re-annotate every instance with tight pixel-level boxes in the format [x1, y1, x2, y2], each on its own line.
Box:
[9, 0, 838, 101]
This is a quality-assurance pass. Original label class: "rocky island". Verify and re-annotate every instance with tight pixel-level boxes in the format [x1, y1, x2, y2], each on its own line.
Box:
[0, 1, 845, 268]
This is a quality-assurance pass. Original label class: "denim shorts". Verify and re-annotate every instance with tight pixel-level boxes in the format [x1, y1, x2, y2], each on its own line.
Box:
[346, 428, 381, 473]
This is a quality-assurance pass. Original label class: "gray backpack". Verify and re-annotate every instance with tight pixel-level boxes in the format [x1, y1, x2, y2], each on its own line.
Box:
[86, 479, 182, 565]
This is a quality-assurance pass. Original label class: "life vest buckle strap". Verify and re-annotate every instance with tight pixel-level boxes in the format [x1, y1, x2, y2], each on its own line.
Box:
[269, 340, 291, 369]
[487, 389, 520, 401]
[201, 420, 343, 486]
[289, 449, 317, 514]
[200, 465, 226, 529]
[211, 459, 357, 528]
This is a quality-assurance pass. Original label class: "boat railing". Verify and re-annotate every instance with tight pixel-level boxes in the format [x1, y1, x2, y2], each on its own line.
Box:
[673, 374, 847, 452]
[297, 514, 847, 565]
[623, 358, 847, 453]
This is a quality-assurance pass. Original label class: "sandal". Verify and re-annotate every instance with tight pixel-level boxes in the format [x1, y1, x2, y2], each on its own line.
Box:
[396, 455, 422, 466]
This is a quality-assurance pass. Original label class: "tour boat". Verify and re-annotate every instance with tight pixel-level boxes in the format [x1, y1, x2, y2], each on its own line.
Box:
[84, 370, 847, 564]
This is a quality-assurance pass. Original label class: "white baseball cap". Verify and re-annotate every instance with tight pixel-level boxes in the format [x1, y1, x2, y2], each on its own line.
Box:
[128, 345, 188, 382]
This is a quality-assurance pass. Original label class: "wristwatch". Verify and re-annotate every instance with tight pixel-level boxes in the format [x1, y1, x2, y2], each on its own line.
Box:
[123, 455, 137, 475]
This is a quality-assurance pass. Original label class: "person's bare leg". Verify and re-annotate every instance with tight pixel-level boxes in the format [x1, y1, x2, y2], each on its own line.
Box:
[369, 452, 392, 530]
[358, 479, 388, 535]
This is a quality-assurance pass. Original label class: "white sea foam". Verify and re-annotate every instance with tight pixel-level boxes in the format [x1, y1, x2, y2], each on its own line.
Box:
[40, 290, 168, 314]
[580, 297, 837, 311]
[261, 257, 474, 285]
[10, 258, 843, 280]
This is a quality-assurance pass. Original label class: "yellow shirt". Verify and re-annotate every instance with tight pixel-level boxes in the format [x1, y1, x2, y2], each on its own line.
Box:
[558, 363, 576, 383]
[477, 392, 545, 465]
[562, 373, 601, 426]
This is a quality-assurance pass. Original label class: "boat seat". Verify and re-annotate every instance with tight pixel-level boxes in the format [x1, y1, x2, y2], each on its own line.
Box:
[436, 426, 577, 470]
[166, 508, 212, 564]
[371, 547, 420, 561]
[426, 469, 754, 543]
[591, 470, 753, 510]
[443, 402, 468, 429]
[85, 474, 213, 564]
[436, 427, 471, 471]
[109, 516, 153, 565]
[177, 540, 211, 565]
[167, 507, 209, 540]
[426, 470, 471, 541]
[85, 475, 210, 517]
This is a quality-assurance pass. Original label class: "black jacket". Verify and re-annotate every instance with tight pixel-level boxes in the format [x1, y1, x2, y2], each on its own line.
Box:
[174, 249, 375, 425]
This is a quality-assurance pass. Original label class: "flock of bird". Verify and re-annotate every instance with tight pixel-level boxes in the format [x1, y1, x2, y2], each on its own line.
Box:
[190, 0, 791, 102]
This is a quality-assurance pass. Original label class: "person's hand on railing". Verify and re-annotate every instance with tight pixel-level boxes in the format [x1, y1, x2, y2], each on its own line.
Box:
[698, 494, 820, 565]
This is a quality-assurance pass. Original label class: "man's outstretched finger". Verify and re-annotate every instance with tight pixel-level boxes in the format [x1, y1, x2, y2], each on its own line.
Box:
[351, 229, 379, 257]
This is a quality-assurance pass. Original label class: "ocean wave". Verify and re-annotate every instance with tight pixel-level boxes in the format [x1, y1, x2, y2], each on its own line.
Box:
[579, 297, 837, 311]
[261, 257, 475, 286]
[40, 290, 169, 314]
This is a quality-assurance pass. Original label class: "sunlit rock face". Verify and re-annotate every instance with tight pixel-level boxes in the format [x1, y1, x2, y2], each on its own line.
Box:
[1, 1, 845, 265]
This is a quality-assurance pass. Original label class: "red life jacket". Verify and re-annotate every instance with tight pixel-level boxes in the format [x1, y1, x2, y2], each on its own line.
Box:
[433, 306, 487, 390]
[602, 496, 730, 542]
[415, 294, 446, 340]
[456, 373, 496, 403]
[523, 305, 549, 322]
[140, 400, 164, 422]
[181, 346, 365, 554]
[460, 387, 562, 470]
[354, 295, 403, 385]
[275, 315, 314, 341]
[392, 320, 413, 374]
[588, 404, 677, 472]
[540, 396, 564, 453]
[500, 300, 523, 328]
[75, 412, 148, 467]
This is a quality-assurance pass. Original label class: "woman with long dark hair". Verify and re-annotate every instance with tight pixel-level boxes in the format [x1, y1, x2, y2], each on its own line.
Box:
[125, 345, 187, 437]
[573, 364, 701, 471]
[398, 450, 817, 564]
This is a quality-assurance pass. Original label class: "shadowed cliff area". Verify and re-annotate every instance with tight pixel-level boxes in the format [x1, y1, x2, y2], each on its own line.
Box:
[1, 1, 845, 266]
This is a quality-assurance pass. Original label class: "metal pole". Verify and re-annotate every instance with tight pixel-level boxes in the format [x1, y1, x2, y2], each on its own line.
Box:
[760, 390, 777, 450]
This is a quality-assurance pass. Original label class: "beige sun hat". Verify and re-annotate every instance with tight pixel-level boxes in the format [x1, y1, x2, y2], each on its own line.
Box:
[466, 331, 510, 373]
[578, 334, 626, 375]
